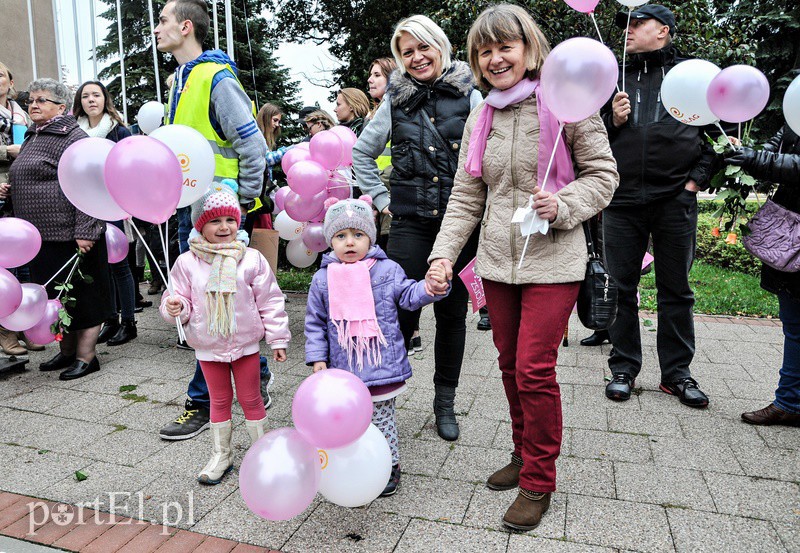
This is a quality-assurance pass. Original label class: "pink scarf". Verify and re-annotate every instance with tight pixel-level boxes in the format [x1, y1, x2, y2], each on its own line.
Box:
[328, 257, 386, 371]
[465, 78, 575, 192]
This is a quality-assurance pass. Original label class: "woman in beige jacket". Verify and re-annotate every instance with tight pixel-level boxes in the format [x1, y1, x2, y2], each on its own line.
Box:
[426, 5, 618, 531]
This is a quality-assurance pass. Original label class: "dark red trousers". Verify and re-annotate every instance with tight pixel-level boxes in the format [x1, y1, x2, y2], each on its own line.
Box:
[483, 279, 579, 492]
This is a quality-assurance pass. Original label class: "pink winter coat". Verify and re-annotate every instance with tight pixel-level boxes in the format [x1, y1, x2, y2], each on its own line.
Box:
[159, 248, 291, 362]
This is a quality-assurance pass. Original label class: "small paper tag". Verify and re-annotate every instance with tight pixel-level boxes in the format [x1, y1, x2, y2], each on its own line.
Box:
[511, 206, 531, 224]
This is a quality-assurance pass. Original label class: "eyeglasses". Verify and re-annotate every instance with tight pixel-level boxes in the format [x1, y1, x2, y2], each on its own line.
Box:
[29, 97, 64, 106]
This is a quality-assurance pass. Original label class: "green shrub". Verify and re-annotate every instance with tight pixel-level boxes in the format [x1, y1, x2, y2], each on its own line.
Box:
[695, 213, 761, 277]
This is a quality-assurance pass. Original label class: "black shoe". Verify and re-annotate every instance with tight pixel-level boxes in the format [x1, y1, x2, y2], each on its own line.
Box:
[176, 339, 194, 351]
[107, 320, 137, 346]
[660, 377, 709, 408]
[380, 465, 401, 497]
[147, 281, 164, 295]
[135, 298, 153, 311]
[605, 373, 635, 401]
[434, 384, 459, 441]
[580, 330, 611, 347]
[260, 371, 274, 409]
[39, 352, 76, 372]
[97, 318, 121, 344]
[411, 335, 422, 353]
[159, 400, 210, 440]
[477, 314, 492, 331]
[59, 357, 100, 380]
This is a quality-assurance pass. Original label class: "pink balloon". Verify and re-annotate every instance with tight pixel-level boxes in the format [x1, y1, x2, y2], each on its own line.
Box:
[291, 369, 373, 449]
[281, 147, 312, 174]
[295, 141, 311, 151]
[104, 135, 182, 224]
[239, 427, 321, 521]
[330, 126, 357, 166]
[563, 0, 600, 12]
[23, 299, 61, 345]
[285, 190, 326, 222]
[58, 137, 128, 221]
[105, 225, 130, 264]
[327, 170, 351, 200]
[0, 218, 42, 268]
[0, 267, 23, 319]
[274, 186, 291, 212]
[287, 160, 329, 197]
[540, 37, 619, 123]
[309, 208, 327, 224]
[301, 223, 328, 252]
[707, 65, 770, 123]
[0, 283, 47, 332]
[309, 130, 344, 170]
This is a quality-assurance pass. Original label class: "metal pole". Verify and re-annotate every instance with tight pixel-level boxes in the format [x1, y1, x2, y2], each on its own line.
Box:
[147, 0, 162, 99]
[212, 0, 220, 50]
[90, 0, 98, 80]
[51, 0, 63, 82]
[71, 0, 82, 83]
[224, 0, 234, 61]
[26, 0, 38, 80]
[116, 0, 128, 123]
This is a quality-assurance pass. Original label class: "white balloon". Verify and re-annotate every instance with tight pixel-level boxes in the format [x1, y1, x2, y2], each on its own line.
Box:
[318, 424, 392, 508]
[286, 238, 318, 269]
[661, 59, 721, 127]
[136, 101, 165, 135]
[784, 75, 800, 137]
[274, 211, 305, 241]
[149, 125, 215, 208]
[617, 0, 648, 7]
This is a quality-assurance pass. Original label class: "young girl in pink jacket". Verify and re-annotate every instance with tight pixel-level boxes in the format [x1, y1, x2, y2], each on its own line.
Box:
[161, 182, 290, 485]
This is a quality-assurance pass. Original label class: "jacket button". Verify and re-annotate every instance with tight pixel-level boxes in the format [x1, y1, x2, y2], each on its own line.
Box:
[452, 143, 459, 150]
[432, 176, 439, 183]
[430, 116, 435, 123]
[432, 209, 439, 216]
[428, 145, 435, 152]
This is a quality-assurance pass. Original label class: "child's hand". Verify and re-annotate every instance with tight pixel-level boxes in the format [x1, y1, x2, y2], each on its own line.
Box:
[313, 361, 327, 373]
[273, 349, 287, 362]
[165, 296, 183, 317]
[425, 261, 451, 296]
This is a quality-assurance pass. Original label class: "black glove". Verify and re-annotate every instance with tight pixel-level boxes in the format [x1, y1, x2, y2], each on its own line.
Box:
[724, 147, 756, 168]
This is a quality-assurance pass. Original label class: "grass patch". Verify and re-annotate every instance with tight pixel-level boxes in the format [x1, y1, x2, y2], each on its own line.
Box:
[639, 259, 778, 318]
[118, 385, 137, 392]
[277, 268, 315, 293]
[121, 393, 149, 403]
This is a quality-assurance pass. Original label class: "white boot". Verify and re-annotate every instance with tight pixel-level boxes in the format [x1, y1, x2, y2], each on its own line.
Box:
[197, 420, 233, 485]
[245, 416, 267, 444]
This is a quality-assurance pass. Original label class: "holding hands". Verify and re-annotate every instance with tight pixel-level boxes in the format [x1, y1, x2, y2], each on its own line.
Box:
[0, 182, 9, 200]
[425, 259, 452, 296]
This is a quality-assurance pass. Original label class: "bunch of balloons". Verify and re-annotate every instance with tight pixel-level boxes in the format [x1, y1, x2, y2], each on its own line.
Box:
[0, 218, 60, 345]
[272, 126, 359, 269]
[239, 369, 391, 520]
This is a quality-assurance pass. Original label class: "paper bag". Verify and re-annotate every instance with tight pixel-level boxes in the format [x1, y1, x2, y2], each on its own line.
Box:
[250, 228, 280, 276]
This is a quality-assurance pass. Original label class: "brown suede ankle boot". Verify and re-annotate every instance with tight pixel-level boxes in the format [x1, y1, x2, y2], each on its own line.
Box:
[486, 453, 523, 491]
[502, 489, 551, 531]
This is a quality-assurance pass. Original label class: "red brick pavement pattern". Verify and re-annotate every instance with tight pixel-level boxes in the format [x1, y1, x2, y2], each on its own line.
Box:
[0, 491, 281, 553]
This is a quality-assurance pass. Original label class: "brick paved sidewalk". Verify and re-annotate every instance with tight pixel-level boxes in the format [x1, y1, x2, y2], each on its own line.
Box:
[0, 290, 797, 552]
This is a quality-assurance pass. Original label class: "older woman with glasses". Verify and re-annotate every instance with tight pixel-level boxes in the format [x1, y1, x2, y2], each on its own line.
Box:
[6, 78, 114, 380]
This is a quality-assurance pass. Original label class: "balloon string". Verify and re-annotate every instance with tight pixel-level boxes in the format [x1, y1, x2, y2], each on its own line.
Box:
[715, 122, 739, 151]
[622, 9, 632, 94]
[130, 219, 185, 342]
[55, 256, 81, 301]
[156, 222, 185, 343]
[44, 253, 79, 288]
[590, 11, 621, 94]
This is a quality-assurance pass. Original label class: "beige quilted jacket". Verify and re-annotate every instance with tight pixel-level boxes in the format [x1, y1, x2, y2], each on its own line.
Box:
[429, 93, 618, 284]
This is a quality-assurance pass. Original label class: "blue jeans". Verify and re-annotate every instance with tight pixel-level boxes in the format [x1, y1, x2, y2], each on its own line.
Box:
[775, 293, 800, 414]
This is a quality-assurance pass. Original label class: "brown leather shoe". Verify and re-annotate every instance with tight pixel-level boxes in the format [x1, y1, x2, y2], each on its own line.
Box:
[487, 453, 523, 491]
[502, 489, 551, 531]
[741, 403, 800, 427]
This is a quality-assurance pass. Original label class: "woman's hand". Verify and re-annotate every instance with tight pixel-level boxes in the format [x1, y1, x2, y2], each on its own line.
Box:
[381, 207, 392, 216]
[76, 239, 94, 254]
[6, 145, 20, 159]
[313, 361, 327, 373]
[532, 186, 558, 222]
[165, 296, 183, 317]
[273, 349, 287, 362]
[0, 182, 9, 200]
[426, 258, 452, 296]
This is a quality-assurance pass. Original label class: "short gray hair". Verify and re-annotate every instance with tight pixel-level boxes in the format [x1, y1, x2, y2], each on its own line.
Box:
[27, 78, 72, 106]
[391, 15, 452, 76]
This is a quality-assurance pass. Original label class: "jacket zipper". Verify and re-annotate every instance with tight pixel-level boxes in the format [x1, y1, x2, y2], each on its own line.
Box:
[510, 105, 520, 283]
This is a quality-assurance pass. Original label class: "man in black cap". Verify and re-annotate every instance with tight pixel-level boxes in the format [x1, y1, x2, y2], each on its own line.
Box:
[598, 4, 718, 408]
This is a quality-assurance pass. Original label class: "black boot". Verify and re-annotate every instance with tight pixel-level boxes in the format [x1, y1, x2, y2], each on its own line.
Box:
[434, 384, 459, 441]
[107, 319, 137, 346]
[97, 318, 121, 344]
[580, 329, 611, 346]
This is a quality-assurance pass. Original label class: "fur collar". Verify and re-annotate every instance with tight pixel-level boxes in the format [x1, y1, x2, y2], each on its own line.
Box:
[387, 61, 476, 107]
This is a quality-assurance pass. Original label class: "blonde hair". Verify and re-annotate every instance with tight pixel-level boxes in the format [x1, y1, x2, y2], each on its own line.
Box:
[390, 15, 452, 76]
[255, 103, 282, 150]
[304, 110, 335, 130]
[0, 61, 17, 100]
[467, 4, 551, 90]
[338, 88, 371, 120]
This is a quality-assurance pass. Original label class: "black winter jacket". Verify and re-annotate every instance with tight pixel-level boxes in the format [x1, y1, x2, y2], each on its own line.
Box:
[387, 63, 476, 219]
[600, 45, 719, 207]
[734, 126, 800, 299]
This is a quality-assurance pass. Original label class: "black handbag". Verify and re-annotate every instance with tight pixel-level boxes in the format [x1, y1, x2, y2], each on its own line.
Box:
[577, 222, 618, 330]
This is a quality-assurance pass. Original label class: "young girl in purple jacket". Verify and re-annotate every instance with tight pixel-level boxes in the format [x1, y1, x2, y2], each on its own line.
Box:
[161, 183, 290, 485]
[305, 196, 448, 496]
